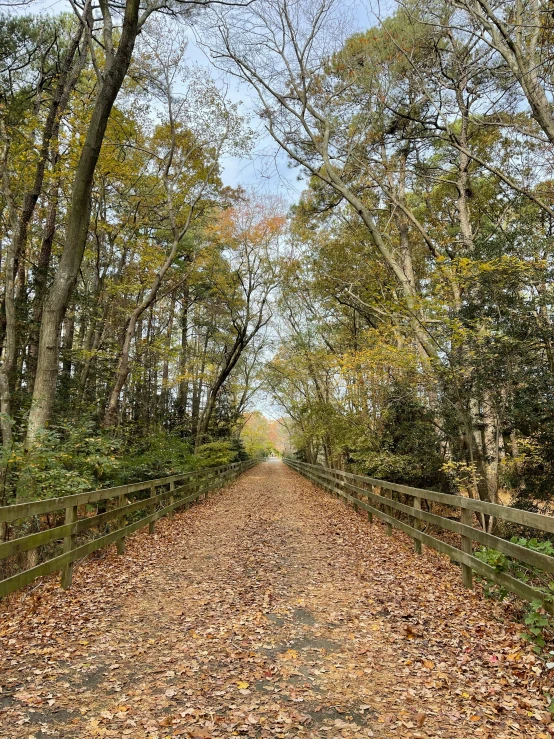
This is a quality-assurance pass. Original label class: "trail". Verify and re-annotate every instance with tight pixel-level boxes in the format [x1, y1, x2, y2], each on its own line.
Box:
[0, 462, 550, 738]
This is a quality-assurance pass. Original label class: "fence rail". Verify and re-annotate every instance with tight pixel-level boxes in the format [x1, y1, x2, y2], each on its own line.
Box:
[0, 459, 258, 598]
[285, 458, 554, 608]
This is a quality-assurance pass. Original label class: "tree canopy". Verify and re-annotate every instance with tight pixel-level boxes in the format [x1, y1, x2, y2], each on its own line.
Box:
[1, 0, 554, 517]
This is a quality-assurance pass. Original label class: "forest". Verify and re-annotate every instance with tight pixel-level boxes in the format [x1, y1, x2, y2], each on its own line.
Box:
[1, 0, 554, 516]
[4, 2, 554, 736]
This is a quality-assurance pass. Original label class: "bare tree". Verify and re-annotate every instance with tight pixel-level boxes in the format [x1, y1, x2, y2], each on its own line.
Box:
[452, 0, 554, 144]
[194, 198, 281, 447]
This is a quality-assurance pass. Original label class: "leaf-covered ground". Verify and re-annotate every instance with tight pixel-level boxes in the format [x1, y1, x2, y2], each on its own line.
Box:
[0, 461, 552, 738]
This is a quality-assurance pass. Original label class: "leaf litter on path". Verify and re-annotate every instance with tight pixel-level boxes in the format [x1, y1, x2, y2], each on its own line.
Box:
[0, 461, 552, 738]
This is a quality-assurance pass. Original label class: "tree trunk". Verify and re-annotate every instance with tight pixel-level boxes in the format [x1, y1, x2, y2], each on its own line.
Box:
[0, 124, 18, 452]
[161, 295, 176, 423]
[103, 313, 137, 428]
[176, 288, 190, 428]
[27, 179, 60, 385]
[26, 0, 142, 445]
[59, 311, 75, 403]
[191, 327, 210, 439]
[195, 333, 249, 449]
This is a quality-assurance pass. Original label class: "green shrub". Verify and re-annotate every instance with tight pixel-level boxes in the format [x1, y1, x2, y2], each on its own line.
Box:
[112, 429, 194, 484]
[475, 538, 554, 653]
[2, 420, 244, 504]
[194, 440, 238, 468]
[7, 422, 122, 502]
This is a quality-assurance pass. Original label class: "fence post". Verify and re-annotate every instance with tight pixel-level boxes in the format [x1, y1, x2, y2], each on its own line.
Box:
[149, 482, 156, 535]
[116, 493, 126, 554]
[366, 483, 373, 523]
[461, 506, 474, 589]
[169, 480, 175, 518]
[384, 488, 393, 535]
[412, 497, 422, 554]
[211, 467, 222, 496]
[352, 476, 359, 513]
[184, 475, 192, 511]
[60, 504, 78, 589]
[331, 471, 339, 499]
[335, 471, 342, 499]
[212, 467, 220, 494]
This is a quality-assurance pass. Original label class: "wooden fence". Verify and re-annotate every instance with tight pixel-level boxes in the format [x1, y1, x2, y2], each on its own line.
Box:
[285, 458, 554, 609]
[0, 459, 258, 598]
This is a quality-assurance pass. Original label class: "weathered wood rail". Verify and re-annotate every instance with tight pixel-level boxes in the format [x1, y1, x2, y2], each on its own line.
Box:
[285, 458, 554, 609]
[0, 460, 258, 598]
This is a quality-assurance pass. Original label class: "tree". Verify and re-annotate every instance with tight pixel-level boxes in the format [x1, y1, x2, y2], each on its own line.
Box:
[194, 196, 282, 447]
[103, 23, 249, 427]
[0, 13, 85, 456]
[453, 0, 554, 145]
[26, 0, 254, 444]
[236, 0, 554, 515]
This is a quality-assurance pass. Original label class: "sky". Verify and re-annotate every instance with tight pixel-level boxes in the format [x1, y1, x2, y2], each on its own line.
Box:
[19, 0, 378, 200]
[191, 1, 381, 198]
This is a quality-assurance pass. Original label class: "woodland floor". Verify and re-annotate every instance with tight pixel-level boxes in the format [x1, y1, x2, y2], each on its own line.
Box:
[0, 462, 553, 739]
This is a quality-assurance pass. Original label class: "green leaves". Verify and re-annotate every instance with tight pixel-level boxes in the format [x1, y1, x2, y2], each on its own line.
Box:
[475, 544, 554, 654]
[475, 547, 509, 573]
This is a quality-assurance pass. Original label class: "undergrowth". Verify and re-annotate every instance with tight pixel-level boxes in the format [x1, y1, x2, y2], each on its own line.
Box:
[476, 538, 554, 660]
[1, 420, 250, 504]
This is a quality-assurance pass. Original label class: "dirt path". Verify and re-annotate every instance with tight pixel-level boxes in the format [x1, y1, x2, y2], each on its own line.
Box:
[0, 461, 551, 739]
